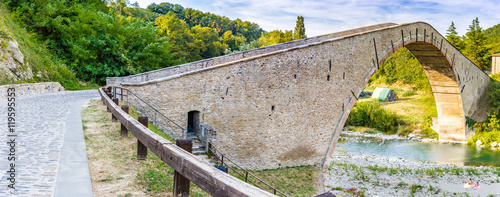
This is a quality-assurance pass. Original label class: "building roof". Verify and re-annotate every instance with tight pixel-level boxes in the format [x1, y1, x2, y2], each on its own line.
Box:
[493, 53, 500, 57]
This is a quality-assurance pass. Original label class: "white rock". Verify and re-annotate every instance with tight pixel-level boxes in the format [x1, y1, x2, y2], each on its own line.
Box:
[491, 141, 498, 147]
[476, 140, 482, 146]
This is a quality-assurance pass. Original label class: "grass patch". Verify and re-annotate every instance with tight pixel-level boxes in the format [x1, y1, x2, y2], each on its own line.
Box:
[227, 165, 320, 196]
[82, 99, 207, 196]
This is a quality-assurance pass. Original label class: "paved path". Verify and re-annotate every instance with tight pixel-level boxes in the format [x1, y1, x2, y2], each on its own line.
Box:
[0, 90, 99, 196]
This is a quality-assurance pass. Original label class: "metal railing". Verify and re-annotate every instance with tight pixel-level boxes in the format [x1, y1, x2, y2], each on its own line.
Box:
[115, 87, 185, 140]
[207, 139, 288, 197]
[113, 86, 287, 196]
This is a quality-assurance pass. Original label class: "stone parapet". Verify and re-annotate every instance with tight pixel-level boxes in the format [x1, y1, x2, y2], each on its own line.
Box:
[0, 82, 64, 101]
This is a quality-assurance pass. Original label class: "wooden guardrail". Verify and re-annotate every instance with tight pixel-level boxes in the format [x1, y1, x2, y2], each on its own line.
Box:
[99, 87, 275, 197]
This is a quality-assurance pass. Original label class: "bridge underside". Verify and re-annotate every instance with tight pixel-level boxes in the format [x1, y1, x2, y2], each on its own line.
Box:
[406, 42, 467, 141]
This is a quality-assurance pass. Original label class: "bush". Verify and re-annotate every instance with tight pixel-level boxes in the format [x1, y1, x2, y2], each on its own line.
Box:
[488, 73, 500, 110]
[402, 89, 416, 97]
[346, 100, 402, 134]
[468, 110, 500, 146]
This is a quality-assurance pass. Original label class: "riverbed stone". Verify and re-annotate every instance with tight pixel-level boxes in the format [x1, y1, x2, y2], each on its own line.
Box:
[491, 141, 498, 147]
[476, 140, 482, 146]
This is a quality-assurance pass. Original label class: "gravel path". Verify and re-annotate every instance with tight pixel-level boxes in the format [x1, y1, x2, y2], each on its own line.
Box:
[0, 90, 99, 196]
[325, 151, 500, 196]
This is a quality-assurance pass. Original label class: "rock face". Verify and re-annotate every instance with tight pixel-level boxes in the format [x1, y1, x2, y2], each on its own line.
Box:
[0, 34, 33, 83]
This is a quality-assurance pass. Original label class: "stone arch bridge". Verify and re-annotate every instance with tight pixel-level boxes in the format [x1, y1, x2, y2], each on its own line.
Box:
[107, 22, 489, 177]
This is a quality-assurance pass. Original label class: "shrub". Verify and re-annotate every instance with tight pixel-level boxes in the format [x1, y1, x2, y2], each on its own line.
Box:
[489, 74, 500, 110]
[468, 110, 500, 146]
[346, 100, 402, 134]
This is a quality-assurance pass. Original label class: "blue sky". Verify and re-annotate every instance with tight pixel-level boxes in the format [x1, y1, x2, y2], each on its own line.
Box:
[132, 0, 500, 37]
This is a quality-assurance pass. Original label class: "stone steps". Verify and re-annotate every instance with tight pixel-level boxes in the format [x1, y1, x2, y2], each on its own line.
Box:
[187, 133, 216, 166]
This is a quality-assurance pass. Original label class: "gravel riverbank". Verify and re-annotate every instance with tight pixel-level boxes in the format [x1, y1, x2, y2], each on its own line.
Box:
[324, 150, 500, 196]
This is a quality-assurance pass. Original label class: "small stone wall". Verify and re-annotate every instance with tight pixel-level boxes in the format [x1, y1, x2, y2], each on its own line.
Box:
[0, 82, 65, 101]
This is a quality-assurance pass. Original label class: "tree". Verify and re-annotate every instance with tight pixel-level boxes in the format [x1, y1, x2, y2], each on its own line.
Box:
[446, 22, 463, 50]
[293, 16, 306, 40]
[463, 17, 490, 70]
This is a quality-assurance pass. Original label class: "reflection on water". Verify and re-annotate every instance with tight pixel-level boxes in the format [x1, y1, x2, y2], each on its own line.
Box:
[336, 135, 500, 167]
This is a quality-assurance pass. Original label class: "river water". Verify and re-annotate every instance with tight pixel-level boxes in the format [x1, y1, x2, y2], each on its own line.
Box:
[336, 135, 500, 167]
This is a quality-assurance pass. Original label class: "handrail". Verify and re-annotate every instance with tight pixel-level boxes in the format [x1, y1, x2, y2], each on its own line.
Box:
[116, 87, 185, 139]
[114, 86, 287, 196]
[99, 87, 276, 196]
[207, 138, 289, 197]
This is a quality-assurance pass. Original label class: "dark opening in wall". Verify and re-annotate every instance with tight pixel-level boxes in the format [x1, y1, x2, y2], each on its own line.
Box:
[294, 74, 297, 79]
[327, 75, 330, 81]
[329, 60, 332, 72]
[271, 105, 275, 111]
[343, 72, 345, 79]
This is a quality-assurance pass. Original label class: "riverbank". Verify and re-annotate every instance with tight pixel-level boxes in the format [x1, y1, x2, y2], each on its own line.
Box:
[324, 150, 500, 196]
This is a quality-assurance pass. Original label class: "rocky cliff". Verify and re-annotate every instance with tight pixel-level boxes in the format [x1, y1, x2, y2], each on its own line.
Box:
[0, 30, 33, 83]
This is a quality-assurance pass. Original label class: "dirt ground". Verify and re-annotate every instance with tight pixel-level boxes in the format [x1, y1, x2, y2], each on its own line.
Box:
[82, 99, 153, 197]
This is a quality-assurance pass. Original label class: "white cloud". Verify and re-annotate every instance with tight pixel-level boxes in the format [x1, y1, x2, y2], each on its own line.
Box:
[134, 0, 500, 37]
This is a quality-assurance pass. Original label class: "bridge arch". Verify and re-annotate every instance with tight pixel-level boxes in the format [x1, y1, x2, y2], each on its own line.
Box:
[113, 22, 489, 180]
[368, 36, 466, 142]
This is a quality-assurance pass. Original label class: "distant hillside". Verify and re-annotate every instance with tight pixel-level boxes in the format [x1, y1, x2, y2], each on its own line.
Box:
[484, 23, 500, 54]
[145, 2, 263, 41]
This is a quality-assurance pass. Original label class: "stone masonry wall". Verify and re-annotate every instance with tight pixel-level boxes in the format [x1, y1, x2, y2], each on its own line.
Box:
[120, 22, 489, 174]
[107, 23, 398, 86]
[0, 82, 64, 101]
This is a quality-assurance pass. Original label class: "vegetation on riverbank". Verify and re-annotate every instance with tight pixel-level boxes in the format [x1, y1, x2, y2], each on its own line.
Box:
[467, 73, 500, 146]
[346, 48, 439, 139]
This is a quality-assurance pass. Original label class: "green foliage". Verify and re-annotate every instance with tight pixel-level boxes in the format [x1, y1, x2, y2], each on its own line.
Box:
[346, 100, 402, 134]
[371, 47, 432, 92]
[463, 17, 489, 70]
[417, 94, 439, 139]
[0, 3, 82, 89]
[468, 110, 500, 146]
[147, 2, 262, 42]
[0, 39, 7, 48]
[155, 12, 226, 62]
[293, 16, 306, 40]
[488, 74, 500, 110]
[5, 0, 179, 84]
[402, 89, 416, 97]
[446, 22, 464, 50]
[258, 29, 294, 47]
[484, 23, 500, 55]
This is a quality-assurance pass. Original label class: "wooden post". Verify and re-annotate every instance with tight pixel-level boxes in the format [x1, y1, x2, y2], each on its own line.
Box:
[173, 139, 192, 197]
[106, 92, 112, 112]
[112, 98, 119, 121]
[120, 87, 123, 101]
[137, 117, 148, 160]
[121, 105, 129, 136]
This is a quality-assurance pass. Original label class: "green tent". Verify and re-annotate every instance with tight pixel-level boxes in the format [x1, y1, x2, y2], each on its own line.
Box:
[371, 88, 398, 101]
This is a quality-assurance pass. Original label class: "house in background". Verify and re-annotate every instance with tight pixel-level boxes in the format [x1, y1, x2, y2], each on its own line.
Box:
[492, 53, 500, 74]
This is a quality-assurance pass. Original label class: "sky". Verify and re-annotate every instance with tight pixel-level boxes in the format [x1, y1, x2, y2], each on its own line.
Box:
[131, 0, 500, 37]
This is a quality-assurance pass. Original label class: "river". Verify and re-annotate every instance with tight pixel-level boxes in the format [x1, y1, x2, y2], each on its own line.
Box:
[336, 135, 500, 167]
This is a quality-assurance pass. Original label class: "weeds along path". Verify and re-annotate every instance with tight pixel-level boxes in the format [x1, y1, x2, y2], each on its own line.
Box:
[0, 90, 98, 196]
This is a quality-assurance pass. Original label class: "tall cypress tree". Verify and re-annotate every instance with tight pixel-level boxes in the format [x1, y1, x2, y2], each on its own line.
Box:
[293, 16, 306, 40]
[464, 17, 489, 70]
[446, 22, 463, 50]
